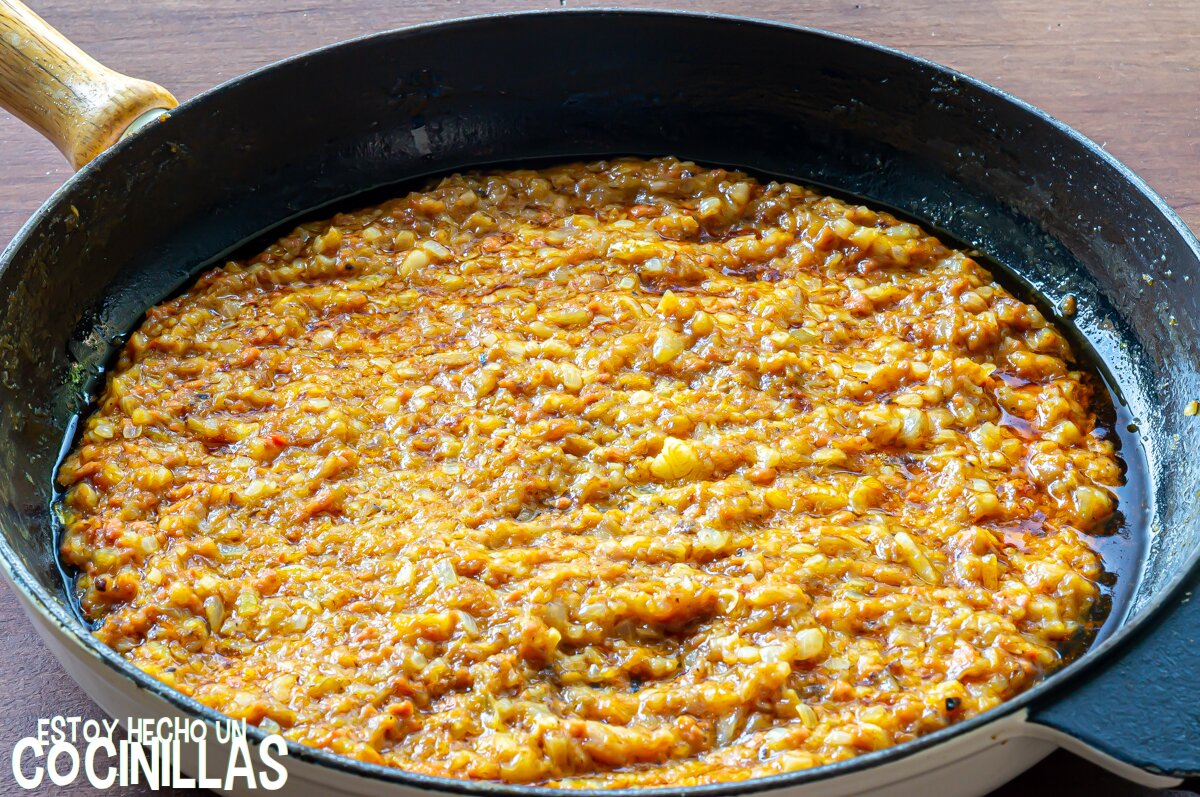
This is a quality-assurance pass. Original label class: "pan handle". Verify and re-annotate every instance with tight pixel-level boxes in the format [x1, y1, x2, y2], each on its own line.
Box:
[1024, 564, 1200, 781]
[0, 0, 177, 169]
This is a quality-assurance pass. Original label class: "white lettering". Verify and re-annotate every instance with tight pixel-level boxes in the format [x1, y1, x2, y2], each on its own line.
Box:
[85, 738, 116, 788]
[195, 734, 221, 789]
[170, 738, 196, 788]
[11, 738, 43, 789]
[127, 737, 158, 785]
[224, 734, 257, 790]
[46, 742, 79, 787]
[258, 735, 289, 790]
[161, 737, 172, 788]
[48, 717, 66, 745]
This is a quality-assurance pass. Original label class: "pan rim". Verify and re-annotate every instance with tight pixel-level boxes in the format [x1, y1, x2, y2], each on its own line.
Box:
[1, 7, 1198, 794]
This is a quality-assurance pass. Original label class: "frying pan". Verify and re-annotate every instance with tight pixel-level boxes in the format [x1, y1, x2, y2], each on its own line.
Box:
[0, 2, 1198, 795]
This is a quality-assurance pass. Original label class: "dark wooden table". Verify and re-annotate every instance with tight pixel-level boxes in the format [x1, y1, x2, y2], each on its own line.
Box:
[1, 1, 1197, 794]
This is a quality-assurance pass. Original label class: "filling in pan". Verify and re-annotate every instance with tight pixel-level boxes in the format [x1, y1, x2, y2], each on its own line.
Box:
[59, 157, 1122, 787]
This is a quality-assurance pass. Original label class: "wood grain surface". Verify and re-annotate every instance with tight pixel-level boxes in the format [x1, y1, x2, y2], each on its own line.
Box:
[0, 1, 1197, 794]
[0, 0, 177, 168]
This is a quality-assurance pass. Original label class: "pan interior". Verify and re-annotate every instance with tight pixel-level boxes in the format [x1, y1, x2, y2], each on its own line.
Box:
[0, 9, 1196, 792]
[52, 156, 1151, 651]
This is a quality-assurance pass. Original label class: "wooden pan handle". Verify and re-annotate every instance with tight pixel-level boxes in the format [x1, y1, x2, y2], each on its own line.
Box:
[0, 0, 177, 169]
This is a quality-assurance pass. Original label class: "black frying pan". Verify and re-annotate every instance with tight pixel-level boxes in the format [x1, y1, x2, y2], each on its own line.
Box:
[0, 4, 1197, 795]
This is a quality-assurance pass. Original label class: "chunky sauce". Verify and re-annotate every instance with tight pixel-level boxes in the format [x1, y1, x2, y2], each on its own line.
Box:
[59, 158, 1121, 786]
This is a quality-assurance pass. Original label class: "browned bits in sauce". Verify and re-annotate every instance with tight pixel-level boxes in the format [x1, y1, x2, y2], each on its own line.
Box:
[58, 158, 1121, 787]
